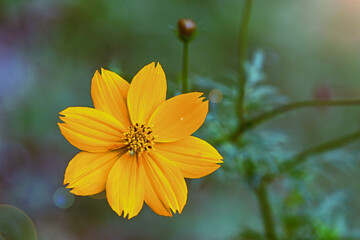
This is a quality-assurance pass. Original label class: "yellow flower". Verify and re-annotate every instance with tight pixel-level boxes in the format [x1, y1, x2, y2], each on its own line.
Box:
[58, 62, 223, 219]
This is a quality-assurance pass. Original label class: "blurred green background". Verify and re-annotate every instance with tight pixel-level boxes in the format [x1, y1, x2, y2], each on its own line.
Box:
[1, 0, 360, 239]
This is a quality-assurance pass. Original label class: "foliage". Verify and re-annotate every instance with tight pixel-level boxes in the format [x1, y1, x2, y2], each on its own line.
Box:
[196, 49, 360, 239]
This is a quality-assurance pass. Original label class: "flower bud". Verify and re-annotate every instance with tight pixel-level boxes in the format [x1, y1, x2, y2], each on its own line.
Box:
[177, 18, 197, 42]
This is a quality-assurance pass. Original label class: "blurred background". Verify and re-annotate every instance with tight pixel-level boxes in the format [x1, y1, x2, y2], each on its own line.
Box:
[1, 0, 360, 239]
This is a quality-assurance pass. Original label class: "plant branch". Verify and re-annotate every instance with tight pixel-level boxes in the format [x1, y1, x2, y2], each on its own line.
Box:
[230, 99, 360, 140]
[237, 0, 253, 125]
[281, 128, 360, 173]
[181, 41, 189, 93]
[261, 128, 360, 183]
[255, 181, 278, 240]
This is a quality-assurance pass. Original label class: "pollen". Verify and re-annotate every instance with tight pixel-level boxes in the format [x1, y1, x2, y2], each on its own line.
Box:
[124, 123, 155, 153]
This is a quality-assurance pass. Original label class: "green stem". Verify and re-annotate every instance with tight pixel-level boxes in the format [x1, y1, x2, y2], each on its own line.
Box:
[261, 128, 360, 183]
[281, 128, 360, 173]
[237, 0, 253, 125]
[255, 182, 278, 240]
[181, 41, 189, 93]
[231, 99, 360, 140]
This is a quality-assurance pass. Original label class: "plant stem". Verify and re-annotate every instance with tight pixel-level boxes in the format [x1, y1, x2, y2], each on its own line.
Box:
[281, 128, 360, 173]
[230, 99, 360, 140]
[181, 41, 189, 93]
[261, 128, 360, 183]
[255, 182, 277, 240]
[237, 0, 253, 125]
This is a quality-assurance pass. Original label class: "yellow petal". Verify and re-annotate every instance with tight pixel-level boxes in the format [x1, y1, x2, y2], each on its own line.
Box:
[58, 107, 126, 153]
[127, 62, 167, 124]
[106, 152, 146, 219]
[101, 68, 129, 99]
[144, 178, 173, 217]
[155, 136, 223, 179]
[64, 150, 124, 196]
[91, 70, 131, 127]
[148, 92, 208, 142]
[142, 152, 188, 215]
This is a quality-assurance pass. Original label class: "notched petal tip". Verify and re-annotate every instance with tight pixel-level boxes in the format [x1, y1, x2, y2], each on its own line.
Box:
[63, 174, 70, 185]
[59, 106, 87, 117]
[100, 68, 121, 78]
[58, 116, 66, 123]
[155, 136, 223, 179]
[155, 62, 163, 71]
[59, 108, 69, 117]
[69, 188, 87, 196]
[126, 212, 137, 220]
[190, 92, 209, 105]
[112, 210, 137, 220]
[193, 92, 209, 103]
[93, 69, 102, 80]
[198, 97, 208, 104]
[149, 92, 209, 142]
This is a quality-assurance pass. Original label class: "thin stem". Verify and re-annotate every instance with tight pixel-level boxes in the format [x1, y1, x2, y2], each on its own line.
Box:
[230, 99, 360, 140]
[181, 41, 189, 93]
[281, 128, 360, 173]
[237, 0, 253, 125]
[261, 128, 360, 183]
[255, 182, 277, 240]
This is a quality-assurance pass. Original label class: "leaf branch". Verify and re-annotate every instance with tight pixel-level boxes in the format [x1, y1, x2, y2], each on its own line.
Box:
[230, 99, 360, 140]
[236, 0, 253, 125]
[280, 128, 360, 173]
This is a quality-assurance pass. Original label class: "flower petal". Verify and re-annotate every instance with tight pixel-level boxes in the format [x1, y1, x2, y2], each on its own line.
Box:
[58, 107, 126, 153]
[106, 152, 146, 219]
[91, 69, 131, 127]
[101, 68, 129, 99]
[64, 150, 124, 196]
[148, 92, 208, 142]
[127, 62, 167, 124]
[155, 136, 223, 179]
[142, 152, 188, 215]
[144, 178, 173, 217]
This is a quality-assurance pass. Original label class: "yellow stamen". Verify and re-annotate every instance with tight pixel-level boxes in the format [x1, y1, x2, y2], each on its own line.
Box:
[124, 123, 155, 153]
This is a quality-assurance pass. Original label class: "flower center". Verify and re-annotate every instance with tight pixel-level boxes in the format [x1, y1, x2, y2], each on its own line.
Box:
[124, 123, 154, 153]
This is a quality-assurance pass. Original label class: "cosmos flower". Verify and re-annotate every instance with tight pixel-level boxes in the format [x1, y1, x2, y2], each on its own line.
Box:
[58, 62, 223, 219]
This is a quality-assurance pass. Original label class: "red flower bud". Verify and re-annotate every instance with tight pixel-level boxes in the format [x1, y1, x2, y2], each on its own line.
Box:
[177, 18, 197, 42]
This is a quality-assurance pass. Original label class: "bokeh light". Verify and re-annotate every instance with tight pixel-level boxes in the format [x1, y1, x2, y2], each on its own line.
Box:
[0, 204, 37, 240]
[209, 89, 223, 103]
[53, 187, 75, 209]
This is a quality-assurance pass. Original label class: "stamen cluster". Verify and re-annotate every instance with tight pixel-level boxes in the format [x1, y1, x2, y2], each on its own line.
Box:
[124, 123, 154, 153]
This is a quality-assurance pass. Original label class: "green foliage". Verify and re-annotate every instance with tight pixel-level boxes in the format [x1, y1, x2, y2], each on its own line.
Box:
[195, 49, 360, 239]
